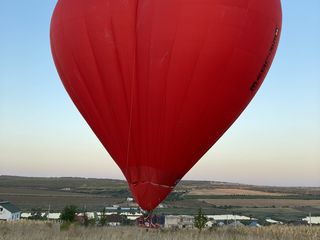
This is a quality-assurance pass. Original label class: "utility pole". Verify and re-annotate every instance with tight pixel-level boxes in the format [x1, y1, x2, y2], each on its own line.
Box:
[309, 212, 312, 227]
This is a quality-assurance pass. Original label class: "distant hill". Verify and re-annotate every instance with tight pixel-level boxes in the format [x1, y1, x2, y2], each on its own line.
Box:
[0, 175, 319, 196]
[1, 175, 319, 222]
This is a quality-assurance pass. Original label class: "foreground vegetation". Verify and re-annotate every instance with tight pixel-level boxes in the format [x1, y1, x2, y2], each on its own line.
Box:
[0, 221, 319, 240]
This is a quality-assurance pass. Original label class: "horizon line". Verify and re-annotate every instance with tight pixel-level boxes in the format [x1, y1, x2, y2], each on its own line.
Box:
[1, 174, 319, 188]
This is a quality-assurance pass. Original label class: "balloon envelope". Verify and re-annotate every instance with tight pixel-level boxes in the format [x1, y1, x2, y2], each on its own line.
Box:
[50, 0, 282, 211]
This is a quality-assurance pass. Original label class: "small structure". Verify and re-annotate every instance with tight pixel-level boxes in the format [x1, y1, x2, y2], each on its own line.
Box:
[75, 212, 96, 224]
[217, 221, 225, 227]
[21, 212, 32, 219]
[265, 218, 283, 225]
[248, 221, 262, 228]
[158, 204, 165, 208]
[205, 220, 216, 228]
[164, 215, 194, 229]
[77, 212, 95, 219]
[227, 221, 244, 227]
[47, 213, 61, 220]
[105, 206, 140, 215]
[302, 216, 320, 225]
[207, 214, 254, 222]
[0, 201, 21, 221]
[106, 214, 124, 226]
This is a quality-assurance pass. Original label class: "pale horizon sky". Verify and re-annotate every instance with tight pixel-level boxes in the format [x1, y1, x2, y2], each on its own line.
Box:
[1, 1, 319, 187]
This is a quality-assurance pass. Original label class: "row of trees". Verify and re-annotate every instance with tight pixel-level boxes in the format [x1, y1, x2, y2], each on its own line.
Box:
[60, 205, 111, 226]
[28, 205, 110, 226]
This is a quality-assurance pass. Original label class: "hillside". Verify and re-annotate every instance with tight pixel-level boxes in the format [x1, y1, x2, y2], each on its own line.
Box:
[1, 175, 319, 222]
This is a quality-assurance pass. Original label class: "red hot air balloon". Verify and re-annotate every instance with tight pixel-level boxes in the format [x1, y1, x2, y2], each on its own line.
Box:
[50, 0, 282, 211]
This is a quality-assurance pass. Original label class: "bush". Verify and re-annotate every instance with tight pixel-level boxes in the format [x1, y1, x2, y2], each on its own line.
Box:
[60, 205, 78, 222]
[99, 208, 107, 226]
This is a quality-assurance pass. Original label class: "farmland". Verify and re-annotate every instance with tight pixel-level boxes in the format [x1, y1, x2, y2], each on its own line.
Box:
[202, 199, 320, 207]
[0, 221, 319, 240]
[187, 188, 288, 196]
[0, 175, 320, 222]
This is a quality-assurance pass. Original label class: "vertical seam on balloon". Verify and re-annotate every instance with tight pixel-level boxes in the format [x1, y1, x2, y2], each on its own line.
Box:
[181, 3, 282, 177]
[146, 0, 156, 186]
[179, 27, 240, 176]
[110, 18, 130, 121]
[187, 53, 249, 180]
[124, 0, 139, 180]
[50, 44, 85, 121]
[51, 8, 94, 137]
[60, 1, 117, 158]
[59, 2, 107, 138]
[72, 55, 111, 142]
[185, 16, 246, 175]
[165, 12, 212, 173]
[160, 4, 182, 183]
[81, 4, 126, 152]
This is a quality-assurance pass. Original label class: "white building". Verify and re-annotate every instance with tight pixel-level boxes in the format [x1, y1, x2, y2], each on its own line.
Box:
[302, 216, 320, 225]
[205, 220, 216, 228]
[206, 214, 254, 221]
[164, 215, 194, 229]
[0, 201, 21, 221]
[126, 197, 134, 202]
[265, 218, 283, 225]
[21, 212, 32, 219]
[47, 213, 61, 220]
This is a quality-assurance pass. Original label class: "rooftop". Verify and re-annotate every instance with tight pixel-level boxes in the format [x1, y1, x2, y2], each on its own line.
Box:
[0, 201, 21, 213]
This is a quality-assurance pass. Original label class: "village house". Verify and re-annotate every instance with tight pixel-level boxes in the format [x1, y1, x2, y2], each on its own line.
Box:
[126, 197, 134, 202]
[164, 215, 194, 229]
[265, 218, 283, 225]
[47, 213, 61, 221]
[0, 201, 21, 221]
[21, 212, 32, 219]
[206, 214, 254, 222]
[205, 220, 216, 228]
[302, 216, 320, 225]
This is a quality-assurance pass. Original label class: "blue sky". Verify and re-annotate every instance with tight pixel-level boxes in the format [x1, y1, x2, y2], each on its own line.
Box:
[0, 1, 319, 186]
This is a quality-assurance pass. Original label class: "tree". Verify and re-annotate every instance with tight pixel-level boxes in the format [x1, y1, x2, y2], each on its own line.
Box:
[60, 205, 78, 222]
[99, 208, 107, 226]
[194, 208, 208, 232]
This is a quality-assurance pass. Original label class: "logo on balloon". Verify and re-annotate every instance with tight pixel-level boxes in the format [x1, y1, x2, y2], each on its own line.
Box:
[250, 27, 281, 92]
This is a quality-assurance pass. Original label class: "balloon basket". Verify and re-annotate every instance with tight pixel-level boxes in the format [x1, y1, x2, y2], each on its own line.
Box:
[136, 211, 163, 229]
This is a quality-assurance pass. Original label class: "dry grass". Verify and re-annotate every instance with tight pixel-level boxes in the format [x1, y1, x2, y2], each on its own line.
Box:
[0, 221, 319, 240]
[188, 188, 287, 196]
